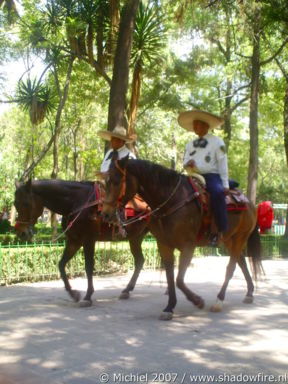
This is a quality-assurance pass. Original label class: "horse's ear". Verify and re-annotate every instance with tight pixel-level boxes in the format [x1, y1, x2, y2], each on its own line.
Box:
[15, 179, 20, 189]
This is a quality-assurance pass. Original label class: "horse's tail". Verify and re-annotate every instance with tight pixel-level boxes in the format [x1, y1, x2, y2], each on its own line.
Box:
[247, 223, 264, 280]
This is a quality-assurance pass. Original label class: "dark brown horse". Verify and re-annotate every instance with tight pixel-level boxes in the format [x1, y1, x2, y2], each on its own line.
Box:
[101, 156, 263, 320]
[14, 179, 150, 306]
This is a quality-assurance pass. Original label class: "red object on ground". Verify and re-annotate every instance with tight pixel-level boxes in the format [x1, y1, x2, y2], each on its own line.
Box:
[257, 201, 273, 234]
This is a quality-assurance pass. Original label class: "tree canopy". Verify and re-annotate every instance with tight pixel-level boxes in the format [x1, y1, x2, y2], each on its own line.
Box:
[1, 0, 288, 213]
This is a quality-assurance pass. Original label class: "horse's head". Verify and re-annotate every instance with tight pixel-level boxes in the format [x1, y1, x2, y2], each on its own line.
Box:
[101, 155, 138, 223]
[14, 179, 44, 242]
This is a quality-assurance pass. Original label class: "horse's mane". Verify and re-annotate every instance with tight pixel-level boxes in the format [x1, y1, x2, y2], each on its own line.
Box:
[32, 179, 94, 194]
[127, 159, 181, 188]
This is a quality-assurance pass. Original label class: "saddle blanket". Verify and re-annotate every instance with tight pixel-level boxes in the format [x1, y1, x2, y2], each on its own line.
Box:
[189, 176, 248, 212]
[124, 195, 151, 219]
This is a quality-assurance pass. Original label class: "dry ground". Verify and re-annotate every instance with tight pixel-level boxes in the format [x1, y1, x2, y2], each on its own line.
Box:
[0, 256, 287, 384]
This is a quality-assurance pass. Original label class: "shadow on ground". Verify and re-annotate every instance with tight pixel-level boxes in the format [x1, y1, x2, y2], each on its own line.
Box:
[0, 257, 287, 384]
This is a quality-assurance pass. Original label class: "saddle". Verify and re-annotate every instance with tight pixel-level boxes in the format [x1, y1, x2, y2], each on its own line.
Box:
[188, 176, 249, 213]
[188, 176, 249, 244]
[225, 190, 249, 211]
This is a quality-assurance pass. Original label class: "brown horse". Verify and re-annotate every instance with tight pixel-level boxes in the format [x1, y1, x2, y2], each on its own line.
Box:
[101, 156, 263, 320]
[14, 179, 150, 306]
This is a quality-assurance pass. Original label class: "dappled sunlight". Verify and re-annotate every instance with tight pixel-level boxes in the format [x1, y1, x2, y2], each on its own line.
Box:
[0, 257, 287, 382]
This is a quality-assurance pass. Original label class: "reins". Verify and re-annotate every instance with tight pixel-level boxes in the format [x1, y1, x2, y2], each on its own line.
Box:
[112, 160, 188, 227]
[53, 184, 103, 242]
[16, 183, 103, 243]
[140, 176, 182, 218]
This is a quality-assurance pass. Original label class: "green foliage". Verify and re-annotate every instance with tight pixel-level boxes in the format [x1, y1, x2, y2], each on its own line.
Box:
[0, 238, 160, 284]
[131, 0, 166, 67]
[17, 77, 54, 125]
[0, 219, 10, 233]
[1, 0, 288, 215]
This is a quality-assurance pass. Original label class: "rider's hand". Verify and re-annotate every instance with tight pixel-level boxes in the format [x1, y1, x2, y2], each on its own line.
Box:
[186, 160, 196, 168]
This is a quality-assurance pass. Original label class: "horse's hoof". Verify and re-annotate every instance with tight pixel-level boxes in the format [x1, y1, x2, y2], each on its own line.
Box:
[197, 298, 205, 309]
[210, 300, 223, 312]
[71, 290, 81, 302]
[159, 311, 173, 321]
[119, 292, 130, 300]
[79, 299, 92, 307]
[243, 295, 253, 304]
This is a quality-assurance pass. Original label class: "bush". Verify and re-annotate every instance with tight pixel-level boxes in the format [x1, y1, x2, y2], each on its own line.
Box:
[0, 238, 160, 285]
[278, 238, 288, 258]
[0, 233, 17, 244]
[0, 220, 11, 234]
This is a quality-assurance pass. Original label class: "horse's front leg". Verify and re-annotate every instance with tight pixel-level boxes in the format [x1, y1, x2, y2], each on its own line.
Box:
[176, 246, 205, 310]
[119, 235, 145, 299]
[158, 242, 176, 321]
[81, 239, 96, 306]
[58, 238, 82, 302]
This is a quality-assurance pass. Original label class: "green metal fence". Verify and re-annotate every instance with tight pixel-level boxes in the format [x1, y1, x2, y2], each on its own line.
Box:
[0, 238, 162, 285]
[0, 235, 287, 285]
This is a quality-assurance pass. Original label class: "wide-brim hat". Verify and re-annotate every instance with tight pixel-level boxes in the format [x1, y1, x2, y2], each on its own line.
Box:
[97, 126, 136, 143]
[178, 110, 224, 131]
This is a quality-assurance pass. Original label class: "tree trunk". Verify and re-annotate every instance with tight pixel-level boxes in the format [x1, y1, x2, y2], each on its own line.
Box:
[107, 0, 140, 134]
[128, 61, 142, 138]
[72, 118, 81, 180]
[223, 5, 232, 152]
[79, 126, 85, 180]
[247, 5, 261, 204]
[283, 80, 288, 168]
[109, 0, 120, 65]
[96, 17, 104, 70]
[223, 80, 232, 152]
[282, 81, 288, 237]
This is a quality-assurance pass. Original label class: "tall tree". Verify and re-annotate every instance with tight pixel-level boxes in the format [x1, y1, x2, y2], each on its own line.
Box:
[127, 1, 166, 140]
[246, 0, 288, 203]
[247, 2, 261, 204]
[107, 0, 140, 133]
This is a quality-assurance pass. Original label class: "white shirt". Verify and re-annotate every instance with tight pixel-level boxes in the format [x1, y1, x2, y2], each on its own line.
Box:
[183, 133, 229, 188]
[100, 145, 136, 173]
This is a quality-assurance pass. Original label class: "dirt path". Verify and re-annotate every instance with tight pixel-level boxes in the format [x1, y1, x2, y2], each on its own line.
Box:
[0, 257, 287, 384]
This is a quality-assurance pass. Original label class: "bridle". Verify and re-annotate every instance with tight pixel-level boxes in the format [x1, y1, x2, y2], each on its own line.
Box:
[15, 215, 36, 239]
[105, 159, 190, 227]
[103, 160, 127, 209]
[114, 160, 127, 207]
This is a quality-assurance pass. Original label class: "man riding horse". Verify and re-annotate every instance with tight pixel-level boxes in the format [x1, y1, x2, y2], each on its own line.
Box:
[179, 109, 229, 247]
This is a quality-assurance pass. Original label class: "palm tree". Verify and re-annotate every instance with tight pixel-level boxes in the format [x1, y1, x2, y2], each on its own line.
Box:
[17, 77, 53, 125]
[127, 1, 166, 137]
[0, 0, 19, 23]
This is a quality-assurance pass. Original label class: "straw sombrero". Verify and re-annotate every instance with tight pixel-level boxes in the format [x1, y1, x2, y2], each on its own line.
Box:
[178, 110, 224, 131]
[97, 126, 136, 143]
